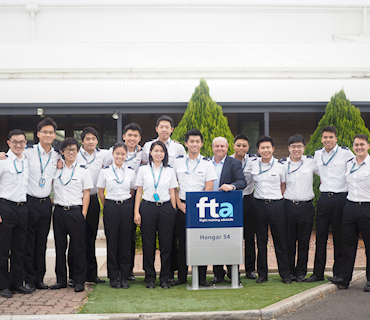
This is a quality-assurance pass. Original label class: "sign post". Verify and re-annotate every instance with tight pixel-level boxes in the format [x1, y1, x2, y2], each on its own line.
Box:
[186, 190, 244, 290]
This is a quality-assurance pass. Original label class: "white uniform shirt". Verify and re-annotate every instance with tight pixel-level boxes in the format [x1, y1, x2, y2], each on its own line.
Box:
[345, 155, 370, 202]
[0, 150, 29, 202]
[231, 153, 257, 196]
[103, 146, 143, 174]
[53, 161, 94, 206]
[282, 155, 318, 201]
[142, 138, 186, 166]
[24, 143, 60, 198]
[135, 163, 178, 202]
[97, 163, 136, 201]
[251, 156, 285, 200]
[76, 147, 110, 195]
[172, 154, 217, 200]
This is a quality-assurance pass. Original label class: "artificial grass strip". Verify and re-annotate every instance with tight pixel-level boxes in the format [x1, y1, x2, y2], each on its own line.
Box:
[80, 274, 327, 314]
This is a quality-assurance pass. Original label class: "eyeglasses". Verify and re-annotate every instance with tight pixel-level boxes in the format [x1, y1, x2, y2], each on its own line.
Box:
[235, 144, 249, 148]
[10, 140, 26, 146]
[289, 145, 305, 149]
[39, 130, 55, 135]
[63, 148, 78, 154]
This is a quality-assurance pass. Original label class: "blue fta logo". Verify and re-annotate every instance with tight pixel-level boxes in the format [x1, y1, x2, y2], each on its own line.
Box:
[196, 197, 233, 219]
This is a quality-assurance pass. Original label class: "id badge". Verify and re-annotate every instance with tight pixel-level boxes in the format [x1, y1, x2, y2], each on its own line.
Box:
[153, 193, 160, 202]
[39, 178, 46, 187]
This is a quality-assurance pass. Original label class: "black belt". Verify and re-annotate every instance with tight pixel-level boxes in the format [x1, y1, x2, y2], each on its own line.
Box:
[55, 204, 81, 211]
[243, 194, 253, 198]
[0, 198, 26, 206]
[105, 199, 132, 205]
[285, 199, 312, 205]
[321, 192, 346, 197]
[255, 198, 282, 204]
[27, 194, 49, 203]
[143, 199, 170, 206]
[348, 200, 370, 206]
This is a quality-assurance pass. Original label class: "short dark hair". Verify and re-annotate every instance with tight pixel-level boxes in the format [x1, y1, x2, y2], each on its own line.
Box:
[156, 115, 174, 128]
[256, 135, 274, 149]
[113, 141, 127, 152]
[184, 129, 203, 143]
[124, 123, 142, 135]
[321, 125, 337, 136]
[8, 129, 26, 140]
[37, 117, 57, 132]
[234, 134, 250, 144]
[288, 134, 305, 146]
[81, 127, 99, 141]
[60, 137, 79, 151]
[353, 134, 369, 143]
[149, 141, 169, 167]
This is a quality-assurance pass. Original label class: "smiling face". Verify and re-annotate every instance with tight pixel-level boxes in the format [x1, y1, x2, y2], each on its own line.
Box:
[288, 142, 305, 162]
[7, 134, 27, 157]
[123, 129, 141, 151]
[61, 144, 78, 163]
[37, 125, 56, 147]
[321, 131, 337, 152]
[82, 133, 98, 153]
[150, 145, 165, 164]
[257, 141, 274, 163]
[155, 120, 174, 142]
[113, 146, 127, 167]
[185, 135, 203, 157]
[212, 138, 228, 161]
[233, 139, 249, 158]
[353, 137, 369, 159]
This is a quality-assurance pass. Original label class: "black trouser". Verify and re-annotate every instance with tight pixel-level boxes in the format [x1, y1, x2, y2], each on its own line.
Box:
[175, 200, 207, 283]
[68, 194, 100, 281]
[169, 227, 178, 278]
[24, 195, 52, 285]
[243, 194, 257, 273]
[130, 190, 137, 275]
[339, 201, 370, 284]
[255, 199, 290, 279]
[285, 199, 314, 277]
[0, 199, 28, 290]
[140, 200, 176, 284]
[313, 192, 347, 277]
[53, 205, 86, 286]
[103, 199, 133, 282]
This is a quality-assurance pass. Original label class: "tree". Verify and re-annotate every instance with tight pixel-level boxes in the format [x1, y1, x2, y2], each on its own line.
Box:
[172, 79, 235, 157]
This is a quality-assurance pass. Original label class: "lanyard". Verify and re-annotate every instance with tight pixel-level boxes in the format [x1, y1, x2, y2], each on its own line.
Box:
[13, 159, 24, 174]
[287, 160, 304, 174]
[125, 145, 139, 162]
[243, 156, 249, 170]
[80, 150, 96, 165]
[321, 146, 338, 166]
[350, 162, 365, 174]
[58, 165, 76, 186]
[38, 145, 51, 177]
[112, 165, 125, 184]
[186, 156, 201, 174]
[151, 165, 163, 191]
[259, 158, 274, 175]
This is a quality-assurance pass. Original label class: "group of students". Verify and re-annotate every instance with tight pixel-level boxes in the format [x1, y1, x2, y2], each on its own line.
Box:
[0, 115, 369, 299]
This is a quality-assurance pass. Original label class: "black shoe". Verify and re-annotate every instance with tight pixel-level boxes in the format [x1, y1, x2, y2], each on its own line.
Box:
[211, 276, 224, 284]
[172, 279, 187, 286]
[120, 281, 130, 289]
[87, 277, 106, 284]
[75, 284, 84, 292]
[67, 279, 76, 287]
[110, 280, 121, 289]
[282, 278, 292, 284]
[35, 282, 48, 290]
[50, 282, 67, 290]
[364, 281, 370, 292]
[13, 286, 34, 294]
[146, 282, 155, 289]
[161, 282, 170, 289]
[327, 276, 349, 289]
[305, 274, 325, 282]
[127, 273, 135, 281]
[296, 275, 305, 283]
[24, 283, 36, 292]
[200, 281, 210, 287]
[167, 277, 175, 286]
[246, 271, 257, 280]
[256, 277, 268, 283]
[289, 274, 296, 281]
[0, 289, 13, 298]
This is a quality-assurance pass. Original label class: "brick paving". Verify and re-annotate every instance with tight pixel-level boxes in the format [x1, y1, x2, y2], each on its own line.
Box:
[0, 231, 366, 316]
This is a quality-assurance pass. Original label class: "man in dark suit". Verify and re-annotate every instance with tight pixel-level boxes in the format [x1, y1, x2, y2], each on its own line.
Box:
[211, 137, 247, 284]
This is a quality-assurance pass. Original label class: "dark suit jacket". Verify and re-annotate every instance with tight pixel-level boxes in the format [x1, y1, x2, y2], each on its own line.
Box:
[218, 156, 247, 190]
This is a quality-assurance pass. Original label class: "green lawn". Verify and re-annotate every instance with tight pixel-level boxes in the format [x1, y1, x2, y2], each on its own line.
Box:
[80, 274, 327, 314]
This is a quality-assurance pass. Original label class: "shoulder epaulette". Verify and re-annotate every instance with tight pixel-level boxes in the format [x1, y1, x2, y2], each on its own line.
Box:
[54, 148, 60, 154]
[249, 154, 257, 158]
[103, 166, 109, 169]
[176, 155, 184, 159]
[347, 157, 355, 162]
[168, 164, 172, 168]
[80, 165, 87, 169]
[278, 158, 286, 164]
[252, 158, 257, 161]
[316, 148, 323, 151]
[128, 166, 134, 170]
[202, 157, 211, 161]
[96, 148, 101, 152]
[173, 140, 180, 144]
[25, 145, 33, 149]
[307, 155, 313, 159]
[341, 146, 349, 150]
